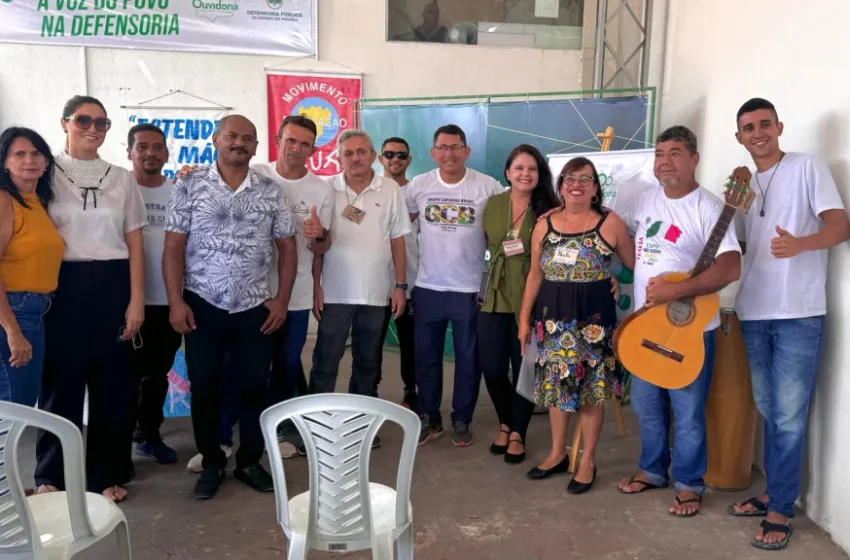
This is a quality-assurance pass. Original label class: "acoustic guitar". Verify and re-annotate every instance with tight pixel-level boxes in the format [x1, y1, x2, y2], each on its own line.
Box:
[613, 176, 755, 389]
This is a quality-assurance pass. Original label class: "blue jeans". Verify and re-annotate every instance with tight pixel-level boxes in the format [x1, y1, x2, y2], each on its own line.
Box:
[740, 316, 824, 518]
[0, 292, 52, 406]
[630, 330, 716, 494]
[412, 287, 480, 426]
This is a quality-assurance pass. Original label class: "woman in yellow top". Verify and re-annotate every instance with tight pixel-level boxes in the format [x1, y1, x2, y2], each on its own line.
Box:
[0, 127, 64, 406]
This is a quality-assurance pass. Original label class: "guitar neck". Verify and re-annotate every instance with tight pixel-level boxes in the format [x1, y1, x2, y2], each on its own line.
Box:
[690, 204, 737, 278]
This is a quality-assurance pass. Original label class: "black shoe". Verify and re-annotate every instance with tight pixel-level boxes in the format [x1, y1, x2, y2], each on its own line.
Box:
[504, 437, 526, 465]
[136, 440, 178, 465]
[526, 456, 570, 480]
[372, 435, 382, 449]
[194, 468, 225, 500]
[296, 443, 306, 457]
[234, 464, 274, 493]
[567, 467, 597, 494]
[489, 429, 510, 455]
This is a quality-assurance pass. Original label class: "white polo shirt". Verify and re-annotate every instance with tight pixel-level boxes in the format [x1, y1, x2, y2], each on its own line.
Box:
[322, 173, 412, 306]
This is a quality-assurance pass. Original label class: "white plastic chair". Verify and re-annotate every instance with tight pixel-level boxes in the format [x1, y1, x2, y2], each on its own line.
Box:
[260, 394, 419, 560]
[0, 401, 131, 560]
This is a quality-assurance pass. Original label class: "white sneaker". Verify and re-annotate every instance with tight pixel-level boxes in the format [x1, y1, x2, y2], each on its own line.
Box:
[279, 441, 298, 459]
[186, 445, 233, 473]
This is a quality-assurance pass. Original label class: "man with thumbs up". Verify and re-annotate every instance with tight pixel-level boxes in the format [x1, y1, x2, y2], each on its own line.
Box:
[728, 98, 850, 550]
[253, 116, 334, 416]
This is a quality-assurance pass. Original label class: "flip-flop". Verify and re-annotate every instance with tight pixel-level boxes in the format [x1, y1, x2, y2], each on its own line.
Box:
[728, 496, 767, 517]
[619, 474, 664, 494]
[670, 495, 702, 518]
[752, 520, 793, 551]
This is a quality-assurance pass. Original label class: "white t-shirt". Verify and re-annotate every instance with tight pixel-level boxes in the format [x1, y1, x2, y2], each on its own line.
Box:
[140, 178, 173, 306]
[322, 173, 411, 306]
[388, 182, 419, 299]
[405, 168, 504, 292]
[50, 152, 147, 261]
[626, 185, 741, 332]
[252, 163, 335, 311]
[734, 152, 845, 320]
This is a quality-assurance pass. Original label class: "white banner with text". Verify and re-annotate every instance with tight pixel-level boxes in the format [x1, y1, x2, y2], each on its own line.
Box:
[0, 0, 316, 57]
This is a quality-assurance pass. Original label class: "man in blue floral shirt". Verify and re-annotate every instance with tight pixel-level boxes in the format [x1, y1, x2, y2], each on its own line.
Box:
[163, 115, 297, 500]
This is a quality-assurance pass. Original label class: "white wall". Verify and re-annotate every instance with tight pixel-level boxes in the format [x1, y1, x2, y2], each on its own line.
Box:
[658, 0, 850, 552]
[0, 0, 585, 165]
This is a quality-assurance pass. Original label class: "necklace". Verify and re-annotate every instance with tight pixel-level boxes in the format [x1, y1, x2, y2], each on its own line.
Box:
[508, 197, 529, 240]
[755, 152, 785, 218]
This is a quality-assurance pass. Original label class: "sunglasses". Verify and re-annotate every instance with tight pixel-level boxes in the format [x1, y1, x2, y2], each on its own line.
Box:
[66, 115, 112, 133]
[382, 151, 409, 161]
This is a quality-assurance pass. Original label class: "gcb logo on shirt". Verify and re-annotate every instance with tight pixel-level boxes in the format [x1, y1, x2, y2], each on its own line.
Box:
[424, 203, 476, 226]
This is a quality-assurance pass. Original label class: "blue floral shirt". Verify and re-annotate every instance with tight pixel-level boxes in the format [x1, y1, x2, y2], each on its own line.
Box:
[165, 164, 296, 313]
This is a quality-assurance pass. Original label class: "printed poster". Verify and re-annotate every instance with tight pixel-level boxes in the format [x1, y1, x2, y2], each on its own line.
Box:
[266, 72, 362, 177]
[126, 108, 227, 180]
[0, 0, 316, 57]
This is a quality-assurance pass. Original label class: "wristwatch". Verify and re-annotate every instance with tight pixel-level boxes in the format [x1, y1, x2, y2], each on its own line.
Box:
[396, 282, 408, 291]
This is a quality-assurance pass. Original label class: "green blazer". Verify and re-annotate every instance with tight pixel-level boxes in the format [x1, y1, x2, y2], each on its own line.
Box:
[480, 190, 533, 318]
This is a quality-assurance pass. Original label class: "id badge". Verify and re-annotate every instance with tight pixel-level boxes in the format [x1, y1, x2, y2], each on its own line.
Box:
[502, 238, 525, 257]
[342, 204, 365, 224]
[553, 246, 579, 266]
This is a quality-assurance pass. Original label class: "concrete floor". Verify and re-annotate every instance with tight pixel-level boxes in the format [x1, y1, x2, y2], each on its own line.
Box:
[15, 341, 849, 560]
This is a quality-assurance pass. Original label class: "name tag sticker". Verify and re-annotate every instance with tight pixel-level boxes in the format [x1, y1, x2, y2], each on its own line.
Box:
[502, 239, 525, 256]
[553, 246, 579, 266]
[342, 204, 365, 224]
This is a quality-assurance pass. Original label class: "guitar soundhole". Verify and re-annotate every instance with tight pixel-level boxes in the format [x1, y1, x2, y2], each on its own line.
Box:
[666, 300, 695, 327]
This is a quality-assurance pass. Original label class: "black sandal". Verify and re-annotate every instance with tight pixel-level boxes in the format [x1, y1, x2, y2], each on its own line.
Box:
[752, 520, 793, 551]
[504, 435, 525, 464]
[489, 428, 511, 455]
[728, 496, 768, 517]
[670, 494, 702, 518]
[619, 475, 663, 494]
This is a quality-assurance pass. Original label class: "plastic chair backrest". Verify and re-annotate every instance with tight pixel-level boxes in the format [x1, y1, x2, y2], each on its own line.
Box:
[0, 402, 95, 556]
[260, 394, 419, 550]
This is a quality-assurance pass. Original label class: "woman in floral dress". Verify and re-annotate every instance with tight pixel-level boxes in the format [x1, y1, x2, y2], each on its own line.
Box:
[518, 156, 634, 494]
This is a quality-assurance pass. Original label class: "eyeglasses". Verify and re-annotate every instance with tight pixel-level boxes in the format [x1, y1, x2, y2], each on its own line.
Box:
[562, 174, 594, 186]
[65, 115, 112, 132]
[382, 151, 409, 161]
[433, 144, 466, 153]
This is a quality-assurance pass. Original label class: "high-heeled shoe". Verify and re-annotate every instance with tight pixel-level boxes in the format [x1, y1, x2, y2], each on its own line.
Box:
[504, 436, 525, 464]
[489, 428, 511, 455]
[526, 455, 570, 480]
[567, 467, 597, 494]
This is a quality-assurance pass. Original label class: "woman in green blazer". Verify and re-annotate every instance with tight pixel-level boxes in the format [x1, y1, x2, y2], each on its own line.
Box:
[479, 144, 558, 463]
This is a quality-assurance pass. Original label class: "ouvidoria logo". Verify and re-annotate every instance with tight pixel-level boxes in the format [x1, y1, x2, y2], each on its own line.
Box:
[194, 0, 238, 22]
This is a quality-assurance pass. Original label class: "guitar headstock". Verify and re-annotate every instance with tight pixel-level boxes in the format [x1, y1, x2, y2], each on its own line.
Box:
[724, 169, 757, 213]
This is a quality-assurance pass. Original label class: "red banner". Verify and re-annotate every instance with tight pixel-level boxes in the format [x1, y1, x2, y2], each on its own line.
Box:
[266, 72, 362, 177]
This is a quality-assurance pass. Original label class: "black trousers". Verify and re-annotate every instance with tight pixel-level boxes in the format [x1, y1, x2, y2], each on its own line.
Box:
[129, 305, 182, 444]
[35, 260, 134, 493]
[183, 291, 273, 471]
[478, 311, 535, 440]
[374, 301, 416, 394]
[311, 304, 387, 395]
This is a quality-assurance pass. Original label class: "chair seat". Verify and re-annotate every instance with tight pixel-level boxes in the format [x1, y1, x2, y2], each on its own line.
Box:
[27, 491, 125, 550]
[288, 482, 410, 535]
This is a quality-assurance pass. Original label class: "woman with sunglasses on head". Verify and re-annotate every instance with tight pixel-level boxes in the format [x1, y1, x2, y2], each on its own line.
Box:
[479, 145, 558, 464]
[34, 95, 147, 503]
[0, 128, 64, 406]
[517, 156, 634, 493]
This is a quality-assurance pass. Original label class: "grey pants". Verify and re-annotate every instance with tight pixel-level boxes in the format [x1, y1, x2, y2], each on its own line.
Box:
[309, 304, 388, 395]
